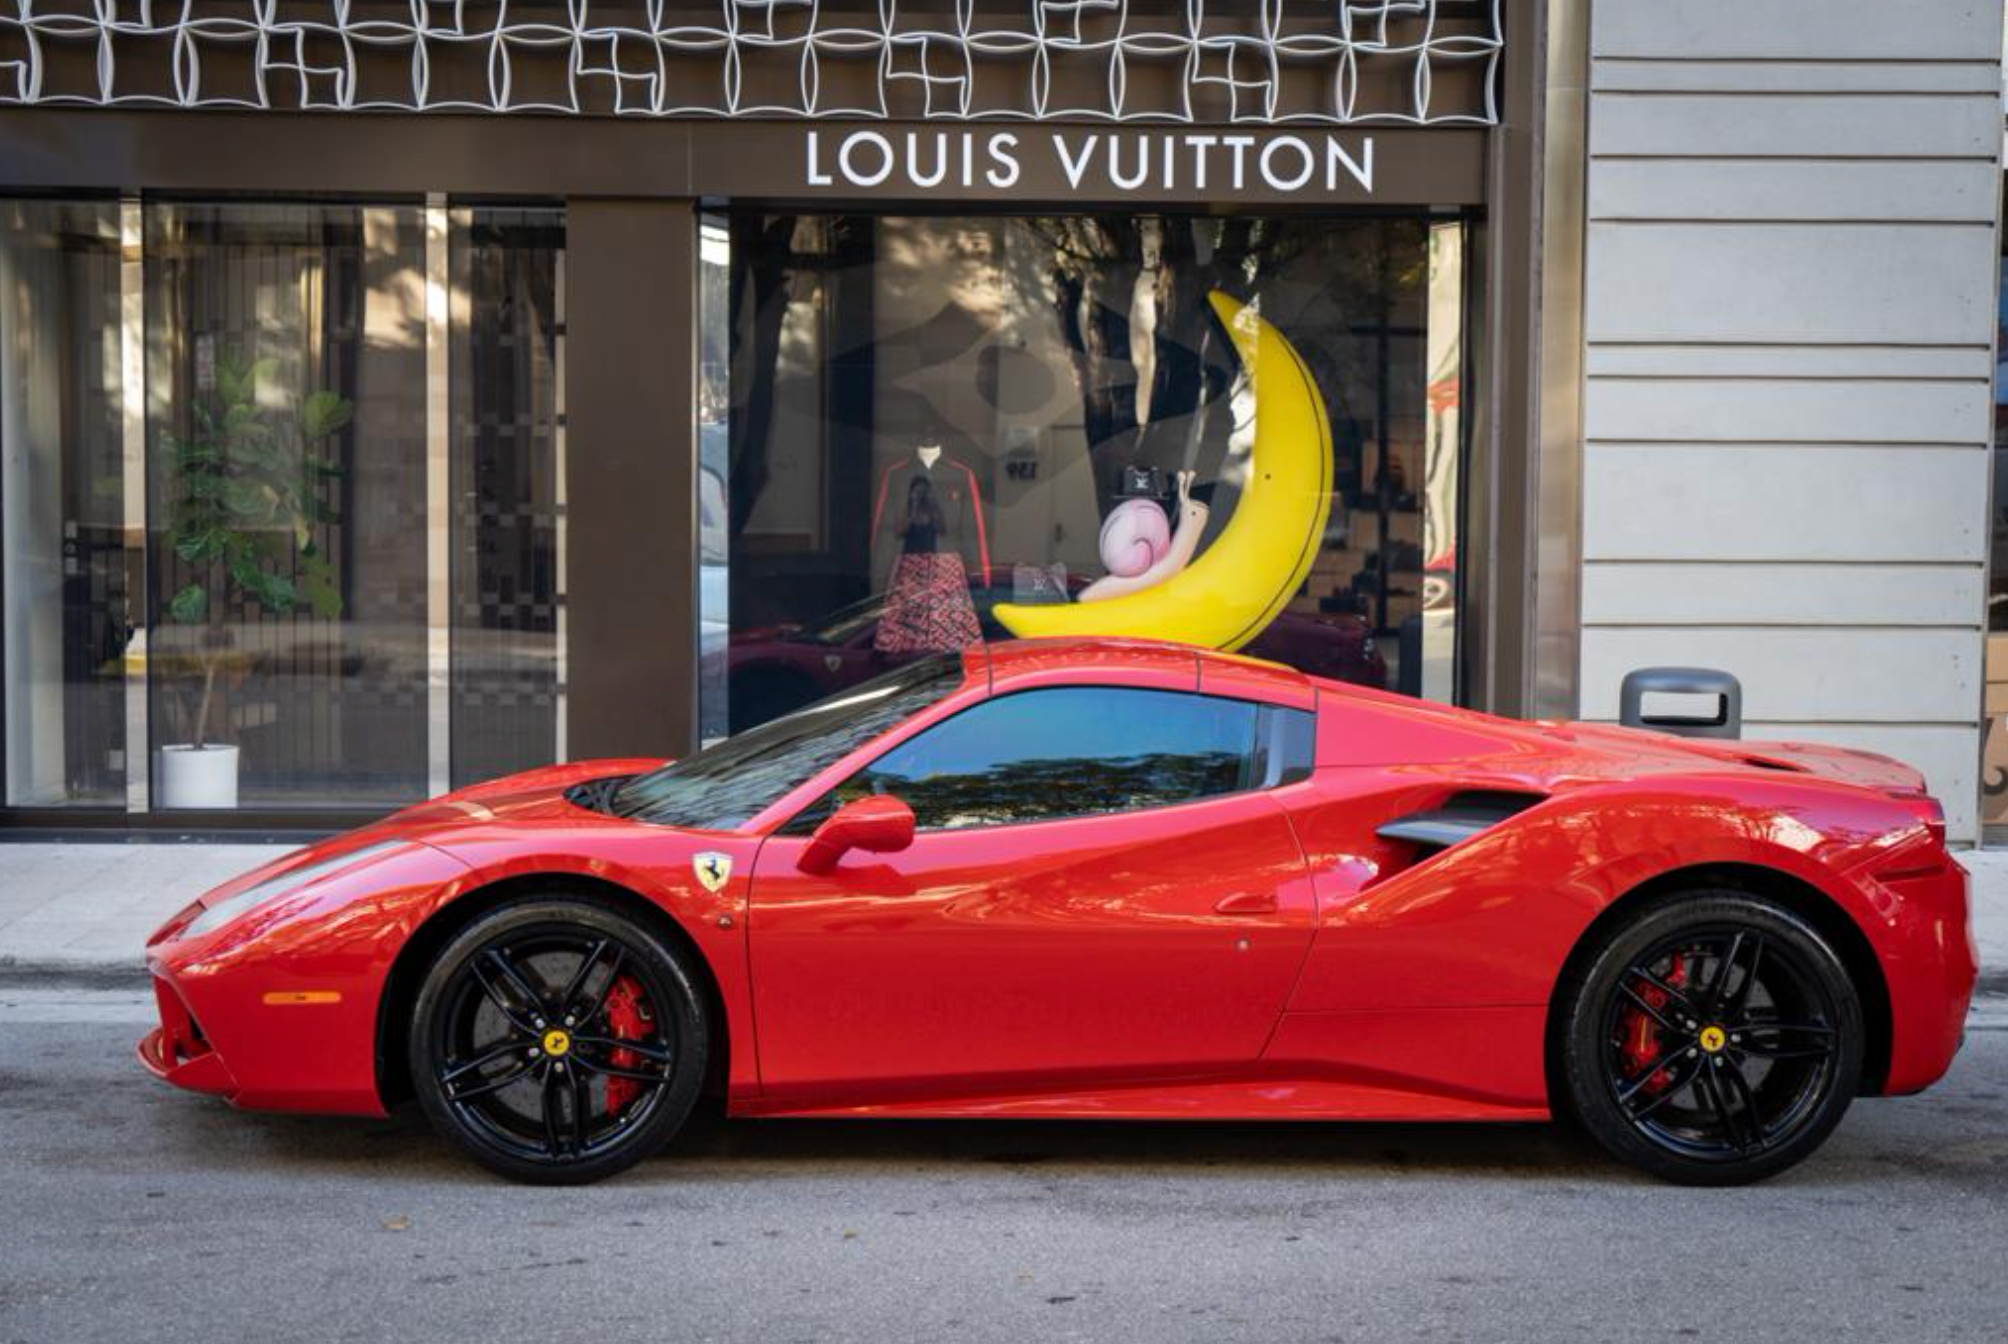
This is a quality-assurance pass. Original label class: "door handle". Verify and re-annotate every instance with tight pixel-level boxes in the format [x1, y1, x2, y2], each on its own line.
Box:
[1213, 891, 1277, 916]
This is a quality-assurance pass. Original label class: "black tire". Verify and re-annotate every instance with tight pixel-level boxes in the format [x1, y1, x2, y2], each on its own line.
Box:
[1558, 891, 1863, 1186]
[409, 896, 709, 1185]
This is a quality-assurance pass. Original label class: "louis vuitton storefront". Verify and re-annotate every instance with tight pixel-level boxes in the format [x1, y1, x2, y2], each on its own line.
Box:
[0, 0, 1551, 828]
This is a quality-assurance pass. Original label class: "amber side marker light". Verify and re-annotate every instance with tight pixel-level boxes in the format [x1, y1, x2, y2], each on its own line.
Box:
[262, 991, 343, 1006]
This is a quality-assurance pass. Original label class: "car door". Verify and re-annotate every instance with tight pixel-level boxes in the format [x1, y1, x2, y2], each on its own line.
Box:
[746, 685, 1318, 1106]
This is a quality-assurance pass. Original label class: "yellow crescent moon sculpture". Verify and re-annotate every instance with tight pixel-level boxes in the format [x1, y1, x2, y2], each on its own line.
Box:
[993, 291, 1333, 651]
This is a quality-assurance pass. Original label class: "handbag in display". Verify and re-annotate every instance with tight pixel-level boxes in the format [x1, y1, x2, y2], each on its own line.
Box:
[1011, 562, 1070, 606]
[1117, 464, 1167, 499]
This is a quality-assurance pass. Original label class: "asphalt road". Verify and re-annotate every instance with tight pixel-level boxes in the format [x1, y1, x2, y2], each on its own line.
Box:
[2, 990, 2005, 1344]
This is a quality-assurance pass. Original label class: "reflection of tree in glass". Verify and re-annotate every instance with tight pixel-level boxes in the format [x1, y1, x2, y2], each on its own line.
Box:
[866, 751, 1243, 830]
[1032, 215, 1428, 519]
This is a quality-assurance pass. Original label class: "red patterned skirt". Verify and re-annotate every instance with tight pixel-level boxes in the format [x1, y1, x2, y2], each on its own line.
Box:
[876, 552, 982, 655]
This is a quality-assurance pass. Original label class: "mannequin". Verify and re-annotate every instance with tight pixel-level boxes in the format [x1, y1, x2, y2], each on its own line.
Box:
[869, 436, 992, 592]
[874, 465, 982, 656]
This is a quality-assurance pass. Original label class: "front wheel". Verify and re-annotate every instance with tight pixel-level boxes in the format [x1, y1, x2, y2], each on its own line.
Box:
[1559, 892, 1863, 1186]
[410, 897, 709, 1185]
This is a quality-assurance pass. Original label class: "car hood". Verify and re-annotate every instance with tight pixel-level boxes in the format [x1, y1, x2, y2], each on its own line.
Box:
[380, 759, 668, 832]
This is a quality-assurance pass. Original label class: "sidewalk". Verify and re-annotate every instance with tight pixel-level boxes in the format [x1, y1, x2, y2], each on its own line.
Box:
[2, 839, 2005, 985]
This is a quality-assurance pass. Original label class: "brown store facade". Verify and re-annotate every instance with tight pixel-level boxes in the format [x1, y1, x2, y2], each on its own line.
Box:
[0, 0, 1563, 830]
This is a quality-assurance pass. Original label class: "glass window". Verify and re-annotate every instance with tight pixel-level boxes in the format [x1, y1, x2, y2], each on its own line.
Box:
[841, 686, 1261, 830]
[701, 212, 1471, 739]
[449, 206, 565, 787]
[2, 197, 569, 817]
[698, 214, 731, 744]
[614, 653, 962, 831]
[1253, 704, 1317, 789]
[0, 201, 127, 807]
[144, 202, 429, 809]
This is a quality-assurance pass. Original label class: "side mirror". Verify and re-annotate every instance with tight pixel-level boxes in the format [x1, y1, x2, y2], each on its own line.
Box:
[797, 794, 916, 875]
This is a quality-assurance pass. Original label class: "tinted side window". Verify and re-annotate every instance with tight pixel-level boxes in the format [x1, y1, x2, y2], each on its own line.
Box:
[849, 687, 1261, 830]
[1254, 707, 1317, 788]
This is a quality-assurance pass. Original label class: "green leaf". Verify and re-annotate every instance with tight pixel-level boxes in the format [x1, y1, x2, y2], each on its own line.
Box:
[172, 434, 222, 469]
[221, 477, 276, 519]
[225, 546, 262, 591]
[232, 554, 296, 616]
[167, 582, 209, 625]
[301, 390, 354, 441]
[263, 578, 299, 615]
[298, 555, 343, 621]
[240, 356, 279, 404]
[214, 356, 246, 407]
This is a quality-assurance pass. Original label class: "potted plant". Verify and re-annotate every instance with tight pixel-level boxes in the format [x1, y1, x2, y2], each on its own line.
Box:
[157, 351, 351, 808]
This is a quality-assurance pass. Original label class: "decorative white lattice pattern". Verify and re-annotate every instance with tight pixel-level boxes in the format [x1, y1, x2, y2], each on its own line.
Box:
[0, 0, 1501, 122]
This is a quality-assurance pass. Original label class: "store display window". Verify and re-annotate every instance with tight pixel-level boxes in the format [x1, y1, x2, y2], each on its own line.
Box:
[700, 211, 1471, 738]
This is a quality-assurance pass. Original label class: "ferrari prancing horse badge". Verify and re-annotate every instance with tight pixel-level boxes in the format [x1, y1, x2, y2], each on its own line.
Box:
[693, 852, 732, 893]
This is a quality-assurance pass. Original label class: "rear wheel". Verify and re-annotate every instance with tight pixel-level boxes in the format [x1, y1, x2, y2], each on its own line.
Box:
[410, 897, 708, 1185]
[1559, 891, 1862, 1186]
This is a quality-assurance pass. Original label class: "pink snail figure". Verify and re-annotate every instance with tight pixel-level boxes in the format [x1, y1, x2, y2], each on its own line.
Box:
[1097, 497, 1172, 579]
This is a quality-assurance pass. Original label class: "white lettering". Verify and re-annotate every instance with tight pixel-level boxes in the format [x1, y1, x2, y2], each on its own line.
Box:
[1183, 134, 1217, 190]
[1326, 136, 1373, 192]
[1108, 135, 1148, 191]
[986, 132, 1021, 188]
[806, 129, 832, 187]
[1053, 133, 1097, 190]
[806, 129, 1374, 199]
[1222, 135, 1254, 191]
[839, 130, 894, 188]
[908, 131, 948, 188]
[1259, 136, 1315, 192]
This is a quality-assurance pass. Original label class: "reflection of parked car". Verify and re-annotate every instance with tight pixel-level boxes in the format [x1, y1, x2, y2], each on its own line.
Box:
[726, 578, 1385, 731]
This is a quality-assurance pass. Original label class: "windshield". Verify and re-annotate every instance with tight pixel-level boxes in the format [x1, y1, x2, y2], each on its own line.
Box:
[611, 653, 966, 829]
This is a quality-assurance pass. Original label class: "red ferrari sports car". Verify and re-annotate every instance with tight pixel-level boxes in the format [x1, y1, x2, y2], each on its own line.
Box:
[141, 638, 1976, 1186]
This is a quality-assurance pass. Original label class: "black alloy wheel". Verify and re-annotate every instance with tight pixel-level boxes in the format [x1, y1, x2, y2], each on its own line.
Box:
[1560, 892, 1863, 1186]
[410, 897, 708, 1185]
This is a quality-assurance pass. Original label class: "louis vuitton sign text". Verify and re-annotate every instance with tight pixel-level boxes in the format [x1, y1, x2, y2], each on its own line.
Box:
[805, 128, 1376, 197]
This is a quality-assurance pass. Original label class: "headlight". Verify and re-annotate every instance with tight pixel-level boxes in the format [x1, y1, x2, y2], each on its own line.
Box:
[183, 841, 405, 938]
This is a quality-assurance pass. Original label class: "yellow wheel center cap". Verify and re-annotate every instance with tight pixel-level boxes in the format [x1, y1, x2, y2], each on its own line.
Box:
[542, 1028, 572, 1058]
[1698, 1025, 1728, 1054]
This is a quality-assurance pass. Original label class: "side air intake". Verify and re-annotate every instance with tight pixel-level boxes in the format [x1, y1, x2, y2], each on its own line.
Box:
[1376, 790, 1545, 853]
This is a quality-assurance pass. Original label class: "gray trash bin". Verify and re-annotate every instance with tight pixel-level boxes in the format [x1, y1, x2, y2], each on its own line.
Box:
[1618, 667, 1742, 740]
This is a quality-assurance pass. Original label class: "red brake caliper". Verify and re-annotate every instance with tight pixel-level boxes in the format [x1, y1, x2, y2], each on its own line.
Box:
[1621, 954, 1688, 1095]
[602, 975, 651, 1117]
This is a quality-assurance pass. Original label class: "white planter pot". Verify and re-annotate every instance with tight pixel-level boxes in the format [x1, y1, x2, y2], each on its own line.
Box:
[157, 744, 241, 810]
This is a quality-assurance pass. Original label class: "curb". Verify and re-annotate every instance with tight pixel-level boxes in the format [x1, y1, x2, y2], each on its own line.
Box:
[0, 961, 151, 990]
